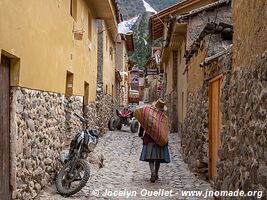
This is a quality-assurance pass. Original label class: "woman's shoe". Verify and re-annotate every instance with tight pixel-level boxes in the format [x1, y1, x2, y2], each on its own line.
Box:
[155, 173, 159, 180]
[150, 172, 156, 183]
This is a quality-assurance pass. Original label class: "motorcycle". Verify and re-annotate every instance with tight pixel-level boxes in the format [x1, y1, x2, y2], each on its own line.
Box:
[55, 113, 99, 196]
[108, 106, 139, 133]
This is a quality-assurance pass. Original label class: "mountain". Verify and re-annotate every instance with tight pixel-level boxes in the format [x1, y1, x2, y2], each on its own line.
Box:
[117, 0, 181, 19]
[117, 0, 181, 68]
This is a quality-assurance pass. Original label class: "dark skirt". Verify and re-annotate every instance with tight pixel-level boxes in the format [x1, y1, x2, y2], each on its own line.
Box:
[140, 142, 171, 163]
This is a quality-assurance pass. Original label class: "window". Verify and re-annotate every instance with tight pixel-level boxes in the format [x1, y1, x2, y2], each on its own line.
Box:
[70, 0, 77, 21]
[84, 82, 89, 106]
[88, 11, 92, 40]
[65, 71, 74, 96]
[106, 84, 108, 94]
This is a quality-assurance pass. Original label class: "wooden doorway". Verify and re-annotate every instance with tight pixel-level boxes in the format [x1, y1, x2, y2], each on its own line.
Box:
[208, 74, 223, 180]
[0, 55, 11, 199]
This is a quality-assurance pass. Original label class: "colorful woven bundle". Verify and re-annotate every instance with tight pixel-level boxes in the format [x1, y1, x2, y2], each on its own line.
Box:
[134, 105, 169, 146]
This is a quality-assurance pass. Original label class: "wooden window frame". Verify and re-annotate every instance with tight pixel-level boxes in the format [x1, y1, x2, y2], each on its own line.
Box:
[70, 0, 77, 21]
[65, 71, 74, 97]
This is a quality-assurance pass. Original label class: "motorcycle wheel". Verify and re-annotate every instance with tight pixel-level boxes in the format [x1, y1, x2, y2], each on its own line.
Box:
[108, 117, 116, 131]
[56, 159, 90, 196]
[130, 120, 139, 133]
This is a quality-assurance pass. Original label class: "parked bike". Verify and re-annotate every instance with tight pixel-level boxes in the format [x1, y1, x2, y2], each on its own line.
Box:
[108, 107, 139, 133]
[56, 113, 99, 196]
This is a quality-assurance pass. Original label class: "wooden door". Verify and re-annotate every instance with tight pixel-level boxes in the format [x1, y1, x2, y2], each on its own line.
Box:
[208, 74, 223, 180]
[0, 55, 11, 199]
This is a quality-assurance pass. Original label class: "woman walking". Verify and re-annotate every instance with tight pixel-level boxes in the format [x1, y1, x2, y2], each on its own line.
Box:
[137, 99, 171, 182]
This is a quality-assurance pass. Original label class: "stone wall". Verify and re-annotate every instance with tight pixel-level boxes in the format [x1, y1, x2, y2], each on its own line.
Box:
[181, 1, 267, 198]
[182, 3, 232, 179]
[10, 87, 115, 199]
[181, 85, 209, 179]
[187, 32, 231, 93]
[148, 78, 158, 102]
[97, 19, 104, 85]
[10, 88, 82, 199]
[96, 89, 116, 135]
[166, 91, 178, 132]
[216, 52, 267, 199]
[182, 50, 232, 180]
[186, 3, 232, 51]
[213, 1, 267, 198]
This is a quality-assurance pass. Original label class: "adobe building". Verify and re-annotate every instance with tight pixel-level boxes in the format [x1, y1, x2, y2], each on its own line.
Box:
[143, 47, 162, 103]
[150, 0, 266, 198]
[215, 0, 266, 197]
[0, 0, 121, 199]
[115, 33, 134, 107]
[149, 0, 217, 132]
[179, 0, 232, 180]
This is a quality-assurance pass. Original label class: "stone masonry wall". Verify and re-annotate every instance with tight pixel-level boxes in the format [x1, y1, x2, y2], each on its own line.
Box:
[166, 91, 178, 132]
[186, 3, 232, 51]
[96, 92, 115, 135]
[10, 88, 83, 199]
[10, 87, 114, 199]
[182, 3, 232, 179]
[97, 19, 104, 85]
[182, 50, 232, 180]
[216, 53, 267, 199]
[214, 1, 267, 198]
[181, 85, 209, 179]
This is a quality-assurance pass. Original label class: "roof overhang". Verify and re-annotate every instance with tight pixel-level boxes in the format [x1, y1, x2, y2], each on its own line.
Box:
[89, 0, 121, 40]
[161, 23, 187, 61]
[149, 0, 217, 41]
[177, 0, 231, 22]
[185, 22, 233, 63]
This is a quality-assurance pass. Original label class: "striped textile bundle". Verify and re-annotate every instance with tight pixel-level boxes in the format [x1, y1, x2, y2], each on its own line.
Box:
[134, 105, 169, 146]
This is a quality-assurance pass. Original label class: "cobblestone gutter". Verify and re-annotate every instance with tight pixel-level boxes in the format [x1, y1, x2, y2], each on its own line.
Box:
[9, 87, 114, 199]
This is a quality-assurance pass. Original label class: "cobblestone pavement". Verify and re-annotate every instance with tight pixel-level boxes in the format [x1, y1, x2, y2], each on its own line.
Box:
[39, 127, 214, 200]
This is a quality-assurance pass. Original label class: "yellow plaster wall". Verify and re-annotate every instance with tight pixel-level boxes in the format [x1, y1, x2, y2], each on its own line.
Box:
[0, 0, 97, 100]
[163, 40, 188, 123]
[233, 0, 267, 69]
[177, 40, 187, 123]
[187, 45, 206, 92]
[102, 22, 116, 97]
[165, 52, 173, 95]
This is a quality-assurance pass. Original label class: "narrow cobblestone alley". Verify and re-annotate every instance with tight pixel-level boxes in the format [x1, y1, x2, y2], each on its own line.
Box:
[39, 127, 214, 200]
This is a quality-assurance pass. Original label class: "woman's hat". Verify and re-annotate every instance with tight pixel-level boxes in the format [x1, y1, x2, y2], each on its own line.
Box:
[152, 99, 167, 111]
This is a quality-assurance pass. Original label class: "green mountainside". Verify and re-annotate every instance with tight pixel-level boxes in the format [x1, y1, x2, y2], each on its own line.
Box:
[117, 0, 180, 19]
[117, 0, 181, 68]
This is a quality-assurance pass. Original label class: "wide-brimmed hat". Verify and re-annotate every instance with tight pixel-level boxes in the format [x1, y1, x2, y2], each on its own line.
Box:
[152, 99, 167, 111]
